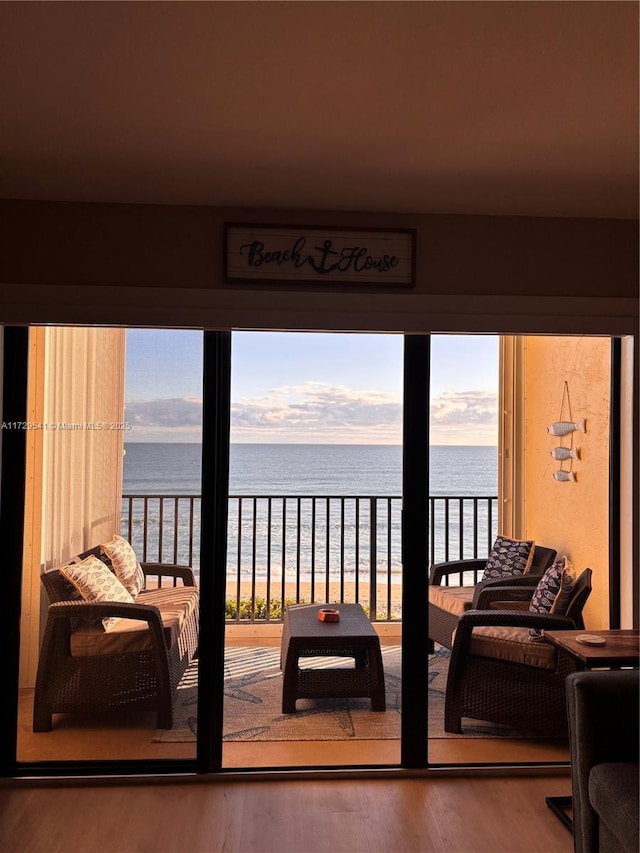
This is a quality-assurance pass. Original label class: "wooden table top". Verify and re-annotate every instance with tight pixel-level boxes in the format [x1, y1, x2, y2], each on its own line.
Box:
[543, 628, 640, 667]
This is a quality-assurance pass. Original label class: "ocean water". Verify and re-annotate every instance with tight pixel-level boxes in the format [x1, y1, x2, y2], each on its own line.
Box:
[122, 444, 498, 577]
[123, 443, 497, 497]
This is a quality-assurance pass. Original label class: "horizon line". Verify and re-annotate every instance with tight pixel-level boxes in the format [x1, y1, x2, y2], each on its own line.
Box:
[123, 440, 498, 447]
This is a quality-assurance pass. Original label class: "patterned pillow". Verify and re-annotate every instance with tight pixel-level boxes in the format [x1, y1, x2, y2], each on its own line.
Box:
[481, 535, 536, 581]
[59, 554, 135, 630]
[528, 556, 575, 640]
[100, 534, 145, 598]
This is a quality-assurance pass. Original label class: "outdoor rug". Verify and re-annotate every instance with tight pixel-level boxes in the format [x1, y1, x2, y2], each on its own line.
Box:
[154, 645, 524, 743]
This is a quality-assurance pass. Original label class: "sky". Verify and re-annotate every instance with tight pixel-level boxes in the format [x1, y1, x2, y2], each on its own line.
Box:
[124, 330, 499, 445]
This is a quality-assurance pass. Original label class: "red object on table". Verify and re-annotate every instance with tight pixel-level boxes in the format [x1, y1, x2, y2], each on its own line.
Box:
[318, 608, 340, 622]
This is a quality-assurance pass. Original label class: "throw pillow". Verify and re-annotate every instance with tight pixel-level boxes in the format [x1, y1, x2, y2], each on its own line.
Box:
[100, 534, 145, 598]
[481, 535, 536, 581]
[59, 554, 135, 631]
[528, 556, 575, 640]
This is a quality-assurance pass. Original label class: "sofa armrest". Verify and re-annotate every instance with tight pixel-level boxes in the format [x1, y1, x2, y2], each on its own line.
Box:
[447, 609, 580, 693]
[33, 598, 174, 732]
[47, 598, 165, 629]
[141, 562, 196, 587]
[567, 670, 640, 853]
[429, 558, 486, 586]
[44, 598, 169, 657]
[450, 608, 577, 659]
[473, 583, 537, 609]
[457, 608, 578, 632]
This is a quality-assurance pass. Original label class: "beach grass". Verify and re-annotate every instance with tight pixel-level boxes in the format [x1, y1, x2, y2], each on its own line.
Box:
[225, 581, 403, 620]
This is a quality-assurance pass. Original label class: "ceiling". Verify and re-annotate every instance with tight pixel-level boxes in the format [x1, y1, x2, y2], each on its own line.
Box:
[1, 1, 638, 219]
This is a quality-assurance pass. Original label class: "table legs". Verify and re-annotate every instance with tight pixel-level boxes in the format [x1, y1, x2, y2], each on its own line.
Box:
[281, 643, 386, 713]
[545, 796, 573, 833]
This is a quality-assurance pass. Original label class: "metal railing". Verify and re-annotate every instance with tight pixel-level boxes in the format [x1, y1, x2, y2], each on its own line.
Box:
[122, 493, 498, 622]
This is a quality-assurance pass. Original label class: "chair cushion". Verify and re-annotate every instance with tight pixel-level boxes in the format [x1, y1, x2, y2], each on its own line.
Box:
[59, 555, 135, 631]
[69, 586, 200, 656]
[466, 625, 558, 669]
[528, 556, 574, 639]
[428, 585, 475, 616]
[100, 534, 145, 598]
[481, 536, 535, 581]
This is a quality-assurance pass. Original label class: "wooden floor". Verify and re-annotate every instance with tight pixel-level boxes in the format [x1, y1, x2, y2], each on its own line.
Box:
[0, 775, 574, 853]
[12, 634, 574, 852]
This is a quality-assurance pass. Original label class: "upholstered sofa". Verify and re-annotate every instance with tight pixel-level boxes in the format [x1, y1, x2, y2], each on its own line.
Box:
[567, 669, 639, 853]
[33, 538, 199, 732]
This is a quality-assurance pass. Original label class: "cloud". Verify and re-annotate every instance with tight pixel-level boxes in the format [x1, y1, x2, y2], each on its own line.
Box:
[232, 382, 401, 431]
[430, 390, 498, 442]
[228, 382, 402, 443]
[125, 397, 203, 434]
[124, 385, 498, 444]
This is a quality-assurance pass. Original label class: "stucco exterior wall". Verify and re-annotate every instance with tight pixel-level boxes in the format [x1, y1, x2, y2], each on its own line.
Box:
[523, 336, 611, 630]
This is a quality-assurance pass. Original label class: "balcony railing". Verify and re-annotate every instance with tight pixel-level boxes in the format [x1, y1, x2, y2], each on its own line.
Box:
[121, 493, 498, 622]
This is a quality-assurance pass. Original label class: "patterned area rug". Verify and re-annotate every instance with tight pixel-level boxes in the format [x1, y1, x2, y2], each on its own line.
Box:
[154, 645, 518, 743]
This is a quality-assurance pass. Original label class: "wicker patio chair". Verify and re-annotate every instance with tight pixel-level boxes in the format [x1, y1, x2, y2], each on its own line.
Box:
[33, 551, 199, 732]
[444, 567, 592, 737]
[428, 544, 558, 651]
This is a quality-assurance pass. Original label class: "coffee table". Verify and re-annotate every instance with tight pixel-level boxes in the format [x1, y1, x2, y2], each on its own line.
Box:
[280, 603, 386, 713]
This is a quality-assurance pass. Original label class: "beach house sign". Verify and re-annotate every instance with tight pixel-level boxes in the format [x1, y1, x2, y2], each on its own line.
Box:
[224, 224, 415, 287]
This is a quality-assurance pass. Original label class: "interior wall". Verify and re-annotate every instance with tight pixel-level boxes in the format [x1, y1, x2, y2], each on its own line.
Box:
[21, 326, 126, 686]
[522, 336, 612, 630]
[0, 200, 637, 334]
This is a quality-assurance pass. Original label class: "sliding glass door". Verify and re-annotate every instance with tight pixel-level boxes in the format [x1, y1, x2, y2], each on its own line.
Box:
[15, 326, 203, 767]
[220, 331, 404, 768]
[5, 325, 624, 777]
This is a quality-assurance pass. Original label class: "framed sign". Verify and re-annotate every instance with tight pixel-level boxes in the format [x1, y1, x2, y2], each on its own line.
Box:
[224, 224, 415, 287]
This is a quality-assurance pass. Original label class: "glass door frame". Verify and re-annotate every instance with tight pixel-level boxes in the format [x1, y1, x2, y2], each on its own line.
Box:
[2, 325, 632, 778]
[198, 331, 433, 772]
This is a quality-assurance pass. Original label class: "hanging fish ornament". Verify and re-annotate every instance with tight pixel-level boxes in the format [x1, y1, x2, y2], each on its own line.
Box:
[547, 418, 586, 437]
[550, 446, 580, 461]
[553, 470, 576, 482]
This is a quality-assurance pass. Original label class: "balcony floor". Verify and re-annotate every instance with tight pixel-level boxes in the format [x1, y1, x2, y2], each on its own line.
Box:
[17, 637, 570, 769]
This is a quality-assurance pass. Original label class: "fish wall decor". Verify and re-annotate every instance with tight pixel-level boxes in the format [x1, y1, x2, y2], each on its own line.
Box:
[553, 470, 576, 482]
[550, 446, 580, 461]
[547, 418, 586, 437]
